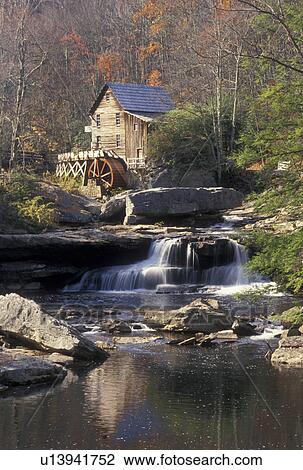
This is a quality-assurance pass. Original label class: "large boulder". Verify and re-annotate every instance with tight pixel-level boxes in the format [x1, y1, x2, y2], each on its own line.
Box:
[163, 298, 231, 333]
[100, 191, 130, 223]
[0, 352, 67, 387]
[0, 294, 109, 361]
[271, 336, 303, 367]
[124, 187, 243, 225]
[39, 181, 101, 225]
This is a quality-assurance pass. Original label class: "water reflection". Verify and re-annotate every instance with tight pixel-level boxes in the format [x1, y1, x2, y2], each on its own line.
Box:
[0, 343, 303, 449]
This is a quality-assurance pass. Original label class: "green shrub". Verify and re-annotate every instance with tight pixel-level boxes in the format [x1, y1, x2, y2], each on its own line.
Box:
[270, 306, 303, 328]
[245, 229, 303, 293]
[43, 172, 82, 194]
[246, 172, 303, 217]
[0, 172, 56, 231]
[13, 196, 56, 229]
[148, 104, 236, 183]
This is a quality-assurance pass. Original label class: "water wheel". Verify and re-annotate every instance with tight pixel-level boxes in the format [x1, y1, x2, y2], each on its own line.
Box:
[87, 157, 127, 189]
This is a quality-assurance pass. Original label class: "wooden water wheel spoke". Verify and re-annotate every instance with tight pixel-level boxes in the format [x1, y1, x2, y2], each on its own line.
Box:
[100, 160, 107, 174]
[58, 150, 127, 191]
[100, 171, 112, 178]
[88, 159, 100, 178]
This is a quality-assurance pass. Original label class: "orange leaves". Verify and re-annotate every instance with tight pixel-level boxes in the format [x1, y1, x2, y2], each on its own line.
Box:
[150, 20, 166, 35]
[147, 69, 162, 86]
[96, 52, 123, 80]
[217, 0, 232, 9]
[133, 0, 167, 38]
[133, 0, 166, 23]
[60, 31, 90, 57]
[139, 42, 161, 62]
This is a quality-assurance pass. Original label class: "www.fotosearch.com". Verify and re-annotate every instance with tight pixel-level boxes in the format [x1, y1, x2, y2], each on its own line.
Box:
[123, 453, 263, 467]
[38, 452, 263, 467]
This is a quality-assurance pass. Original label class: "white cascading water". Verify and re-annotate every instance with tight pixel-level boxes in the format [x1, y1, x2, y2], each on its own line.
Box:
[201, 241, 249, 286]
[66, 237, 250, 292]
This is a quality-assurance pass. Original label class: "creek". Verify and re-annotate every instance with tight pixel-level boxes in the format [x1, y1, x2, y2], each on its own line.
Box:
[0, 216, 301, 450]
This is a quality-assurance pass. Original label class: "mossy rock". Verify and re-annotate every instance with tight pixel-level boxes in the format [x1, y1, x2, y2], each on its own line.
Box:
[270, 306, 303, 328]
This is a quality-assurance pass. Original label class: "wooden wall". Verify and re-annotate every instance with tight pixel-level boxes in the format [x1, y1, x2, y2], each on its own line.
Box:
[91, 88, 148, 167]
[91, 89, 126, 159]
[125, 113, 148, 167]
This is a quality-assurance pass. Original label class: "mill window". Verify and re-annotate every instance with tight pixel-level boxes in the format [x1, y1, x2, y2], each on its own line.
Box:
[96, 114, 101, 128]
[116, 134, 121, 148]
[116, 113, 121, 127]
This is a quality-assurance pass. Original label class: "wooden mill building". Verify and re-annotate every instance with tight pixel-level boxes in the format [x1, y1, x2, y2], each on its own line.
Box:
[88, 82, 174, 169]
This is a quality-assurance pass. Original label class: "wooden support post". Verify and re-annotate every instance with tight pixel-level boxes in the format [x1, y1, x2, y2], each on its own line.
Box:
[82, 161, 89, 186]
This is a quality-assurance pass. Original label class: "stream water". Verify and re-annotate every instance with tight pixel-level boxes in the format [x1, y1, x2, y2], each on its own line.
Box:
[1, 341, 303, 449]
[1, 224, 302, 450]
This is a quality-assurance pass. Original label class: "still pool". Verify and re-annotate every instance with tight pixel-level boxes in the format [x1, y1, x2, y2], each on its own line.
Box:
[1, 341, 303, 450]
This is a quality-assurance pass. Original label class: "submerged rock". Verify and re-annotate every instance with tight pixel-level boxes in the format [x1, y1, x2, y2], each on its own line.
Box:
[0, 294, 109, 362]
[124, 187, 243, 224]
[271, 336, 303, 367]
[215, 329, 238, 340]
[105, 320, 132, 334]
[95, 341, 116, 351]
[0, 384, 8, 393]
[232, 318, 257, 337]
[0, 352, 67, 386]
[113, 335, 162, 345]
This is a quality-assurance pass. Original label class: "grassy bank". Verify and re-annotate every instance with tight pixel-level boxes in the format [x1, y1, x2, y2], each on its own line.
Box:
[245, 229, 303, 294]
[0, 173, 57, 232]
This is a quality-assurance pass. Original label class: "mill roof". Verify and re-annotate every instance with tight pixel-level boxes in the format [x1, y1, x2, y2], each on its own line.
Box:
[90, 82, 174, 115]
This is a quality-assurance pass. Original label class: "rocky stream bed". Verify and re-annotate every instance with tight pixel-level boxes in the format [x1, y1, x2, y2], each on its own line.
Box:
[0, 186, 303, 449]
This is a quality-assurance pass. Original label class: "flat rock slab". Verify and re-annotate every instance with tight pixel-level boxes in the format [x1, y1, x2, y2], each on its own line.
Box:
[0, 293, 109, 362]
[113, 335, 162, 345]
[0, 352, 67, 386]
[125, 187, 243, 224]
[0, 229, 151, 264]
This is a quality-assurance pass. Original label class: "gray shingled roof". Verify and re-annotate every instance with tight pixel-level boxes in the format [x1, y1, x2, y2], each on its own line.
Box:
[90, 82, 174, 115]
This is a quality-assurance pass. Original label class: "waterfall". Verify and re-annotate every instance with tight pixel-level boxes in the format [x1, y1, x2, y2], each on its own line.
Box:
[201, 240, 249, 286]
[65, 237, 250, 292]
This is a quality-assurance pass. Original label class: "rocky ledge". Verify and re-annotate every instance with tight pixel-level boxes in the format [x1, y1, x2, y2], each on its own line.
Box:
[0, 352, 67, 389]
[0, 228, 151, 291]
[0, 293, 110, 392]
[101, 187, 243, 225]
[0, 293, 109, 361]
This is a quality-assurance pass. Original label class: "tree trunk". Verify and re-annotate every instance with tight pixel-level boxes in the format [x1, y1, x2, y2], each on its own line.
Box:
[214, 13, 224, 184]
[230, 49, 242, 153]
[9, 18, 26, 171]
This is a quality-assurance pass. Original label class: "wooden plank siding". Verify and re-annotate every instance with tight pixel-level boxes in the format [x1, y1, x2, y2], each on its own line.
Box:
[91, 88, 148, 168]
[91, 90, 126, 159]
[125, 113, 148, 168]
